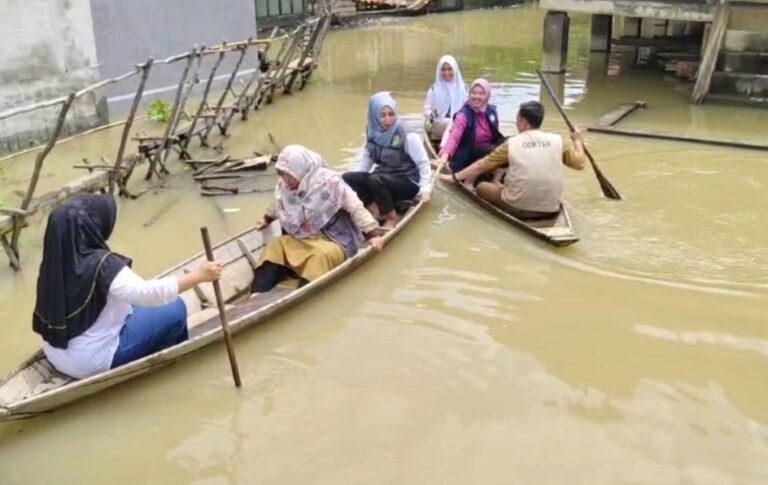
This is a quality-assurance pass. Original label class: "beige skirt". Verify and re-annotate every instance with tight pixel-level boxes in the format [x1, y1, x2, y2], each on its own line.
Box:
[259, 235, 346, 284]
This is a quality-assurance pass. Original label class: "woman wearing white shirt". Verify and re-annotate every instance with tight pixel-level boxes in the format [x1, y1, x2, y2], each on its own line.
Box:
[423, 55, 467, 143]
[32, 194, 222, 379]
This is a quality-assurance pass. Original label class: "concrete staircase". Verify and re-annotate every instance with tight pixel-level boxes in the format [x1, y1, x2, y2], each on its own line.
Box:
[707, 2, 768, 107]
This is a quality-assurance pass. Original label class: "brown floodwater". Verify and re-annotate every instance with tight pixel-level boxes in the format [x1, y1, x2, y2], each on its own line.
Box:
[1, 6, 767, 484]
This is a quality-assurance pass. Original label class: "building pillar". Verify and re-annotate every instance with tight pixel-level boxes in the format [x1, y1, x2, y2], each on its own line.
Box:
[590, 14, 613, 52]
[623, 17, 641, 37]
[667, 20, 687, 37]
[542, 11, 569, 73]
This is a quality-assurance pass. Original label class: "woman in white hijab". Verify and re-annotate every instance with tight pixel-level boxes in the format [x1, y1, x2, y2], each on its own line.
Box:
[423, 55, 467, 143]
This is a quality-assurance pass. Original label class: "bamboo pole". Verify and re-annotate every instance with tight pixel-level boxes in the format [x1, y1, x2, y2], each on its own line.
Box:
[202, 41, 251, 143]
[236, 27, 279, 121]
[182, 42, 229, 151]
[0, 97, 67, 122]
[112, 58, 154, 194]
[0, 235, 20, 270]
[537, 69, 622, 200]
[148, 48, 196, 179]
[157, 51, 193, 65]
[200, 226, 242, 388]
[285, 19, 323, 94]
[8, 93, 76, 266]
[205, 36, 284, 54]
[165, 46, 206, 161]
[247, 28, 293, 112]
[269, 25, 306, 101]
[74, 70, 138, 98]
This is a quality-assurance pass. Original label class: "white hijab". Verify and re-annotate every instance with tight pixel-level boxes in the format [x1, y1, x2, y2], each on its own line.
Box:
[427, 55, 467, 119]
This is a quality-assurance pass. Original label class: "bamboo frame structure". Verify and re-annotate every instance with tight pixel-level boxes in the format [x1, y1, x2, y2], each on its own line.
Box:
[0, 13, 331, 270]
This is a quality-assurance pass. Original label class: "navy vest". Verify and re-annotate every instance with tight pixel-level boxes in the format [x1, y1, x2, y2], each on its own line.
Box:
[322, 210, 362, 259]
[451, 104, 505, 172]
[366, 125, 420, 185]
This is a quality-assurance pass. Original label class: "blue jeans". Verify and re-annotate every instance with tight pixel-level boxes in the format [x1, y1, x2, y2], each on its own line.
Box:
[110, 297, 189, 369]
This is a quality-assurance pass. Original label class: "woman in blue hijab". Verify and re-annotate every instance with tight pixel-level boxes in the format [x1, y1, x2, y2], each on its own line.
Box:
[343, 92, 432, 229]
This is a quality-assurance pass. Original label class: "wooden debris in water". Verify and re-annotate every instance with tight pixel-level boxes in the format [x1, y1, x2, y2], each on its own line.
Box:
[594, 101, 646, 128]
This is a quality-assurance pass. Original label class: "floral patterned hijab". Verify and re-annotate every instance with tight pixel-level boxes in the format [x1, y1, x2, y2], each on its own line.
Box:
[274, 145, 347, 239]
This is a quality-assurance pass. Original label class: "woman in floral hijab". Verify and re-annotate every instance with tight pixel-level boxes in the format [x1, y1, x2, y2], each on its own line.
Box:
[251, 145, 383, 293]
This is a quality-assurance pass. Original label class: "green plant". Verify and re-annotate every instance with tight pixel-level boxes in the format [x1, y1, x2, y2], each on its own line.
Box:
[147, 99, 172, 123]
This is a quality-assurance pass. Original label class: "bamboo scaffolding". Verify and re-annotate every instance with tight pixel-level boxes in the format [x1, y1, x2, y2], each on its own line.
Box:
[266, 25, 306, 103]
[167, 46, 208, 161]
[285, 16, 329, 94]
[246, 27, 295, 112]
[201, 41, 251, 143]
[236, 27, 280, 122]
[180, 42, 229, 152]
[0, 14, 330, 270]
[146, 48, 197, 179]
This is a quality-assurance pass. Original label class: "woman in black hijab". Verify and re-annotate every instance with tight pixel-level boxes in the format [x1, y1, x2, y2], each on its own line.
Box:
[33, 193, 222, 379]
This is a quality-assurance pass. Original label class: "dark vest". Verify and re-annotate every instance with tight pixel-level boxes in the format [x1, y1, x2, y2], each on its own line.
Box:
[366, 125, 420, 185]
[322, 210, 362, 259]
[451, 104, 505, 172]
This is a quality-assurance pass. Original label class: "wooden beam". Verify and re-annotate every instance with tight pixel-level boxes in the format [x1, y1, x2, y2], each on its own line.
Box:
[237, 238, 260, 272]
[595, 101, 646, 127]
[586, 125, 768, 151]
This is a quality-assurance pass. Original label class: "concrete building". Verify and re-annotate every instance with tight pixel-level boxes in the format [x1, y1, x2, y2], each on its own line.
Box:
[539, 0, 768, 107]
[0, 0, 260, 153]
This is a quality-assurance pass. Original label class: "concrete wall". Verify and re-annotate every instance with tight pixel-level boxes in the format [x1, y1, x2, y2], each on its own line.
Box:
[90, 0, 260, 115]
[0, 0, 101, 153]
[538, 0, 716, 22]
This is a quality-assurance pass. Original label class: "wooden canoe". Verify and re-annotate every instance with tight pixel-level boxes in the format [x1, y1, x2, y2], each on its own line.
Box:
[0, 198, 428, 421]
[418, 122, 579, 247]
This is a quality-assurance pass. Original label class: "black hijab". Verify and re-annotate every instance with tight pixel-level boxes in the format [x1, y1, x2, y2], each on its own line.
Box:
[33, 194, 131, 349]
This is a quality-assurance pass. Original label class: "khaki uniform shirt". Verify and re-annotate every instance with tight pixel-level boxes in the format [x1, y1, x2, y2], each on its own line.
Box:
[484, 130, 580, 213]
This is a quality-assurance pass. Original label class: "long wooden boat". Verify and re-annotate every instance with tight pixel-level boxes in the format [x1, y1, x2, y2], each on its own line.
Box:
[0, 197, 428, 421]
[419, 121, 579, 247]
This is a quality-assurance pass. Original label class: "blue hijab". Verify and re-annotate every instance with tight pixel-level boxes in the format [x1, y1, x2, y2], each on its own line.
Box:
[366, 92, 401, 148]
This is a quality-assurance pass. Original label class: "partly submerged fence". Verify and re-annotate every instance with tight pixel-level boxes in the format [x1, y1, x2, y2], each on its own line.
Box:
[0, 13, 331, 270]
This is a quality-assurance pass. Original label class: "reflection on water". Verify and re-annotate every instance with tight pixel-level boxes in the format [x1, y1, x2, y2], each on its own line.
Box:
[1, 6, 767, 484]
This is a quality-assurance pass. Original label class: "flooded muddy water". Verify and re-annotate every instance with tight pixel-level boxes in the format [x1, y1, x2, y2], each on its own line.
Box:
[1, 6, 767, 484]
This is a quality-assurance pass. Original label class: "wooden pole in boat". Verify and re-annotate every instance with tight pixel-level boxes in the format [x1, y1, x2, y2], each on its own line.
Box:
[536, 69, 622, 201]
[200, 227, 242, 388]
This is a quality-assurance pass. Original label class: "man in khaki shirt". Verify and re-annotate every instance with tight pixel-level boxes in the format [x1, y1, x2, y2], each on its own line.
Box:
[441, 101, 587, 220]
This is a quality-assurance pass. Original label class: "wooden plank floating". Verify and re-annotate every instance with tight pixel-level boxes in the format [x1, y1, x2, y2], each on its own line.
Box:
[594, 101, 646, 127]
[585, 126, 768, 152]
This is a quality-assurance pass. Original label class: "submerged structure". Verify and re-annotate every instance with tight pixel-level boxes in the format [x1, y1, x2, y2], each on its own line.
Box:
[539, 0, 768, 107]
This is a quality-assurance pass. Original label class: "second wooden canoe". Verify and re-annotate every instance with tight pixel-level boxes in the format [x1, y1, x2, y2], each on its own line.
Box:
[418, 122, 578, 247]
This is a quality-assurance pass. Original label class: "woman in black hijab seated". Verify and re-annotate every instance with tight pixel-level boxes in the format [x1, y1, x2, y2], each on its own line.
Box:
[33, 193, 222, 379]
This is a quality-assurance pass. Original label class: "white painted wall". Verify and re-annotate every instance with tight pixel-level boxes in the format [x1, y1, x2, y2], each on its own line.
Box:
[0, 0, 101, 153]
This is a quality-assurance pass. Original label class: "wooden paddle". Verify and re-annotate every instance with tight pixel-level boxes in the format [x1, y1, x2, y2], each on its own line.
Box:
[200, 227, 242, 387]
[536, 69, 622, 200]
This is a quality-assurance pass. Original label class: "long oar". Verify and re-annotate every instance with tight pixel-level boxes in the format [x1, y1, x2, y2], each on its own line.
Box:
[536, 69, 622, 200]
[200, 227, 242, 387]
